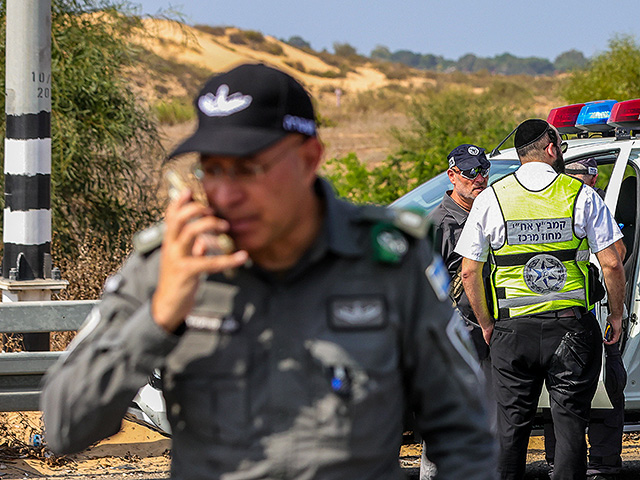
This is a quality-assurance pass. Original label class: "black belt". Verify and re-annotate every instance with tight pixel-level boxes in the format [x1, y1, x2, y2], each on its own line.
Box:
[510, 306, 587, 320]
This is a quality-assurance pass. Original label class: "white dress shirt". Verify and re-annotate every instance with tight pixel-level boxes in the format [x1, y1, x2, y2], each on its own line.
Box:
[455, 162, 623, 262]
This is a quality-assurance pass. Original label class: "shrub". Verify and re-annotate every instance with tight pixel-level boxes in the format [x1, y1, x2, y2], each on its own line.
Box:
[228, 32, 247, 45]
[260, 41, 284, 56]
[284, 60, 306, 72]
[244, 30, 265, 43]
[309, 69, 345, 79]
[346, 88, 411, 114]
[153, 98, 195, 125]
[193, 24, 227, 36]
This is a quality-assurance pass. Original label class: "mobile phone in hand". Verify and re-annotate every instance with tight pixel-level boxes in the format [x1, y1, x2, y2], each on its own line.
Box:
[165, 169, 236, 256]
[604, 322, 613, 341]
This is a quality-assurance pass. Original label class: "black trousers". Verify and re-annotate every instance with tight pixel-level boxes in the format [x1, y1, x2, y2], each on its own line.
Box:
[544, 342, 627, 476]
[490, 312, 602, 480]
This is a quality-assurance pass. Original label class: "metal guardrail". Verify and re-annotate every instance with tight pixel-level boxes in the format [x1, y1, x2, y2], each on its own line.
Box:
[0, 300, 98, 411]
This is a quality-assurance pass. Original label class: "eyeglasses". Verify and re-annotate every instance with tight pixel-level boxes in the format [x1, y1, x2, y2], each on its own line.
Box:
[546, 128, 568, 154]
[454, 166, 490, 180]
[194, 137, 306, 183]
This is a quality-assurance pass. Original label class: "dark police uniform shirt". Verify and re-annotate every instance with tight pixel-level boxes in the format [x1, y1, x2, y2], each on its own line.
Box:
[42, 178, 497, 480]
[428, 191, 469, 305]
[428, 192, 467, 276]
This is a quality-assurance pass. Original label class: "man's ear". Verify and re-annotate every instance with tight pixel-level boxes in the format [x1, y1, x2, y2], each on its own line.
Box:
[447, 168, 457, 185]
[544, 142, 556, 158]
[300, 136, 324, 179]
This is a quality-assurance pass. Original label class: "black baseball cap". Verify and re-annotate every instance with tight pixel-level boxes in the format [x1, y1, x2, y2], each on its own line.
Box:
[447, 144, 490, 171]
[170, 63, 317, 158]
[566, 157, 598, 176]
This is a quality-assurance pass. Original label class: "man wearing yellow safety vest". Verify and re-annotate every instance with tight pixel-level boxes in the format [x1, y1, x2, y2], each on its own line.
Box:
[456, 118, 626, 480]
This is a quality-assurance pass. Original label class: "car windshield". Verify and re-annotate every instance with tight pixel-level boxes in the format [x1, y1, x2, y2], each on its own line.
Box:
[391, 160, 520, 214]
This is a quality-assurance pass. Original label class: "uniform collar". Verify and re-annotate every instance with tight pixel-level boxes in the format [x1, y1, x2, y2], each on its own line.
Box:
[441, 190, 470, 225]
[313, 177, 364, 258]
[516, 161, 557, 176]
[514, 161, 559, 190]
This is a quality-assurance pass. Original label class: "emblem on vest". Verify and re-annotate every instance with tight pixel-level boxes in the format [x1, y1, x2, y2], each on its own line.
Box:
[523, 253, 567, 294]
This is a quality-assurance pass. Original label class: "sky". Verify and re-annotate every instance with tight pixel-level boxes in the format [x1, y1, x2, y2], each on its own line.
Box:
[133, 0, 639, 62]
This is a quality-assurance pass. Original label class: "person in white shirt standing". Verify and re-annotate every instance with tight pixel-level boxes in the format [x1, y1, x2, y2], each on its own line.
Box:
[456, 119, 625, 479]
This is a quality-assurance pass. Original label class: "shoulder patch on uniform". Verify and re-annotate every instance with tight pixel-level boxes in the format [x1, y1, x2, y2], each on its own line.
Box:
[425, 255, 451, 301]
[358, 205, 429, 238]
[371, 223, 409, 264]
[132, 222, 165, 255]
[392, 209, 430, 238]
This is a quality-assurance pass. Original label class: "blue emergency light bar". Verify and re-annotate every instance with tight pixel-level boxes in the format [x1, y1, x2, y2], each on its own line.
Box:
[575, 100, 617, 132]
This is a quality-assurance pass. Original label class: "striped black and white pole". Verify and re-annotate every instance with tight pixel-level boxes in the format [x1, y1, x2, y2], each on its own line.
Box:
[2, 0, 64, 351]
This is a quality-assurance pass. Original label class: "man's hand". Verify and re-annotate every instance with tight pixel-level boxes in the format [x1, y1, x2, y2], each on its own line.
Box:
[604, 315, 623, 345]
[595, 243, 625, 345]
[151, 190, 249, 333]
[481, 323, 494, 345]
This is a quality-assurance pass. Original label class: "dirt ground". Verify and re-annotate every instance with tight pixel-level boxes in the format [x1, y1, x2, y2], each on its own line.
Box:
[3, 413, 640, 480]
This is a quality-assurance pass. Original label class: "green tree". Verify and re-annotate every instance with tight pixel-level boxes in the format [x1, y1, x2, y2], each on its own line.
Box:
[325, 87, 524, 204]
[562, 35, 640, 103]
[553, 49, 588, 72]
[370, 45, 391, 61]
[333, 42, 358, 58]
[286, 35, 311, 50]
[0, 0, 163, 258]
[457, 53, 478, 72]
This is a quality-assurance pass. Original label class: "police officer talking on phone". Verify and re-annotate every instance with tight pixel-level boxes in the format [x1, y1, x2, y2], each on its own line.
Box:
[41, 63, 497, 479]
[456, 119, 625, 479]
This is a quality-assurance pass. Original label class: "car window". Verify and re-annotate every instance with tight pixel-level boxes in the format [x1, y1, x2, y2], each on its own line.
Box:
[565, 150, 620, 189]
[391, 161, 520, 214]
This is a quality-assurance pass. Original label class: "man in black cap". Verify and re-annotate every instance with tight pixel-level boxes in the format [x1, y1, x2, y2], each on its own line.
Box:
[420, 144, 493, 480]
[428, 144, 491, 364]
[456, 118, 625, 479]
[566, 157, 605, 196]
[41, 63, 497, 480]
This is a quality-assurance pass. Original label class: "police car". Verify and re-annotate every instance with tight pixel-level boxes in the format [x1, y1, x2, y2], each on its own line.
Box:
[393, 98, 640, 426]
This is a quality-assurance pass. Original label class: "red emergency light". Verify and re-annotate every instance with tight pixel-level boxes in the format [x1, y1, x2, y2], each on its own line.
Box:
[547, 103, 585, 134]
[608, 98, 640, 130]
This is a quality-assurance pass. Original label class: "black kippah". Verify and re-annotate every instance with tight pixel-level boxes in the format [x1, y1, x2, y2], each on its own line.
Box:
[514, 119, 549, 150]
